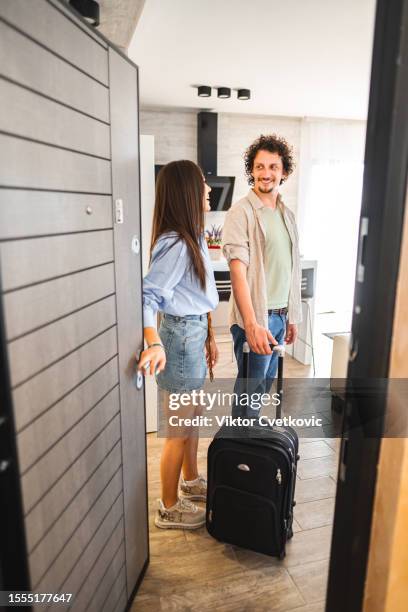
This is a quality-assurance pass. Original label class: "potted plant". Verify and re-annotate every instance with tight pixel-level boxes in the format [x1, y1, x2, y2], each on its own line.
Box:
[205, 224, 223, 260]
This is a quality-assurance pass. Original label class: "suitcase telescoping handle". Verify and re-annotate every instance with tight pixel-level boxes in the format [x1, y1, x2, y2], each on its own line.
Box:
[242, 342, 285, 419]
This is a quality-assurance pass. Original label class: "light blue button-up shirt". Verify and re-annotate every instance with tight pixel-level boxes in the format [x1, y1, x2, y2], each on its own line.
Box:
[143, 233, 219, 328]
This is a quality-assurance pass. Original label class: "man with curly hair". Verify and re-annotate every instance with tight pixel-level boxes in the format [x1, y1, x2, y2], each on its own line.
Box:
[222, 134, 302, 418]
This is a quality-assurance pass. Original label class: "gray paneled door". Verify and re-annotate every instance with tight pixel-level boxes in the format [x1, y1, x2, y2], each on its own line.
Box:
[0, 1, 148, 610]
[109, 47, 149, 592]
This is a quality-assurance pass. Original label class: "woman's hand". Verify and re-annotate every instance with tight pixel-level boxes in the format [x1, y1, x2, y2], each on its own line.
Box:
[138, 345, 166, 376]
[206, 337, 219, 369]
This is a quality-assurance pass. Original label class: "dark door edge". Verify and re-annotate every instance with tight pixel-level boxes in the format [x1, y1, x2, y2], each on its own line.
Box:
[0, 266, 31, 594]
[326, 0, 408, 610]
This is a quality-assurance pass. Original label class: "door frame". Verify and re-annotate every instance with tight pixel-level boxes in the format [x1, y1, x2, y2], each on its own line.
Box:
[326, 0, 408, 610]
[0, 269, 30, 592]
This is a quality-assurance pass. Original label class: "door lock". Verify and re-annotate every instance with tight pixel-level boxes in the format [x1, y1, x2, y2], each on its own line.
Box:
[115, 199, 124, 224]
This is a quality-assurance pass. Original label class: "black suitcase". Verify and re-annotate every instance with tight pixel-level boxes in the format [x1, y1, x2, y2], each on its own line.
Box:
[206, 342, 299, 559]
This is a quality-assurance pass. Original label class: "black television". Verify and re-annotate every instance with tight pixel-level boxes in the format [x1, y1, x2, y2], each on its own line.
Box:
[154, 166, 235, 212]
[206, 176, 235, 211]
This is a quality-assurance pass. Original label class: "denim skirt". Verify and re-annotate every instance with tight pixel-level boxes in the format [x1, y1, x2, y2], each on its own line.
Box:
[156, 313, 208, 393]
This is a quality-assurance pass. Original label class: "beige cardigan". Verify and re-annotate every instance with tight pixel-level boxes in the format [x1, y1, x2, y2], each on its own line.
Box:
[222, 189, 302, 328]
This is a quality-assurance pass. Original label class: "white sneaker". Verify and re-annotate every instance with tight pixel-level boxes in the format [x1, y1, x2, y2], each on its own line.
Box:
[155, 498, 206, 530]
[180, 475, 207, 501]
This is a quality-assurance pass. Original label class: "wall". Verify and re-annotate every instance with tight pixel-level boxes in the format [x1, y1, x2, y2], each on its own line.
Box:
[140, 109, 198, 166]
[140, 108, 301, 223]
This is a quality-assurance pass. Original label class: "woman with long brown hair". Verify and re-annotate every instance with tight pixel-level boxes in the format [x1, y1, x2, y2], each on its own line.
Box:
[138, 160, 219, 530]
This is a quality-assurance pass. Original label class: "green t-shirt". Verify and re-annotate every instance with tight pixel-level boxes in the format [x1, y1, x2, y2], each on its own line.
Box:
[260, 206, 292, 309]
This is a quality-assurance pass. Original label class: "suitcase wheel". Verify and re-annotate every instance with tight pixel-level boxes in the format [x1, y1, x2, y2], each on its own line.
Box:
[279, 550, 286, 560]
[287, 526, 294, 540]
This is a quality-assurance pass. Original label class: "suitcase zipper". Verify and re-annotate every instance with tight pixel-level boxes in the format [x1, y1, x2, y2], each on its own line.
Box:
[276, 468, 282, 485]
[208, 509, 213, 522]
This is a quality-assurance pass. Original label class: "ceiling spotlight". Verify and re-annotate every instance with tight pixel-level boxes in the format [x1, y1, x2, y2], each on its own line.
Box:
[69, 0, 100, 26]
[217, 87, 231, 99]
[237, 89, 251, 101]
[198, 86, 212, 97]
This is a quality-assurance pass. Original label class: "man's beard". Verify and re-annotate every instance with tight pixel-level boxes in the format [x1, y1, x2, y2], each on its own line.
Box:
[257, 182, 274, 193]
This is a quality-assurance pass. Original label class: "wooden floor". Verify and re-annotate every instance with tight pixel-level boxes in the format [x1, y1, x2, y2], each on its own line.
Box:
[132, 336, 340, 612]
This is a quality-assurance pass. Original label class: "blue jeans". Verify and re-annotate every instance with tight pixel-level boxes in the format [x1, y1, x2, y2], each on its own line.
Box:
[231, 313, 287, 418]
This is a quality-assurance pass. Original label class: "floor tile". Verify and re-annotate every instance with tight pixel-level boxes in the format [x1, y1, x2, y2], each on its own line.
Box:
[139, 545, 240, 597]
[225, 545, 281, 572]
[324, 438, 341, 452]
[288, 559, 329, 603]
[297, 456, 338, 480]
[294, 498, 335, 530]
[146, 565, 305, 612]
[294, 477, 336, 504]
[203, 566, 305, 612]
[283, 525, 333, 568]
[298, 441, 335, 460]
[148, 529, 189, 558]
[184, 527, 235, 553]
[131, 593, 161, 611]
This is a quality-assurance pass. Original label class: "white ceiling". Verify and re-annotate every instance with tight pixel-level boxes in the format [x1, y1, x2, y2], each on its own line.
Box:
[128, 0, 376, 120]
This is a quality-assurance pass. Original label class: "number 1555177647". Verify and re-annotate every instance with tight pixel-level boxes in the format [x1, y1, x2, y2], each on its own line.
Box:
[2, 592, 73, 606]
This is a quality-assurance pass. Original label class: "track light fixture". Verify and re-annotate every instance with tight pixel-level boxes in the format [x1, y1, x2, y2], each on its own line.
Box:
[217, 87, 231, 99]
[198, 86, 212, 97]
[237, 89, 251, 100]
[69, 0, 100, 27]
[196, 85, 251, 101]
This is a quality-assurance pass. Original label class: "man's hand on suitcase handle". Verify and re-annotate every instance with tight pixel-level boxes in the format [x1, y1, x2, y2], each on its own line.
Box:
[272, 344, 285, 357]
[244, 322, 277, 354]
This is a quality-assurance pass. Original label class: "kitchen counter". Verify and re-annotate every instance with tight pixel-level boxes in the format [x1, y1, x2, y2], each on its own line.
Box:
[210, 257, 229, 271]
[211, 257, 316, 272]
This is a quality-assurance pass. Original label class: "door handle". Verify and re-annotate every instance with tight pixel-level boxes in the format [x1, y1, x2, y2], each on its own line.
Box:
[349, 336, 359, 362]
[131, 236, 140, 254]
[339, 432, 349, 482]
[357, 217, 369, 282]
[135, 370, 144, 390]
